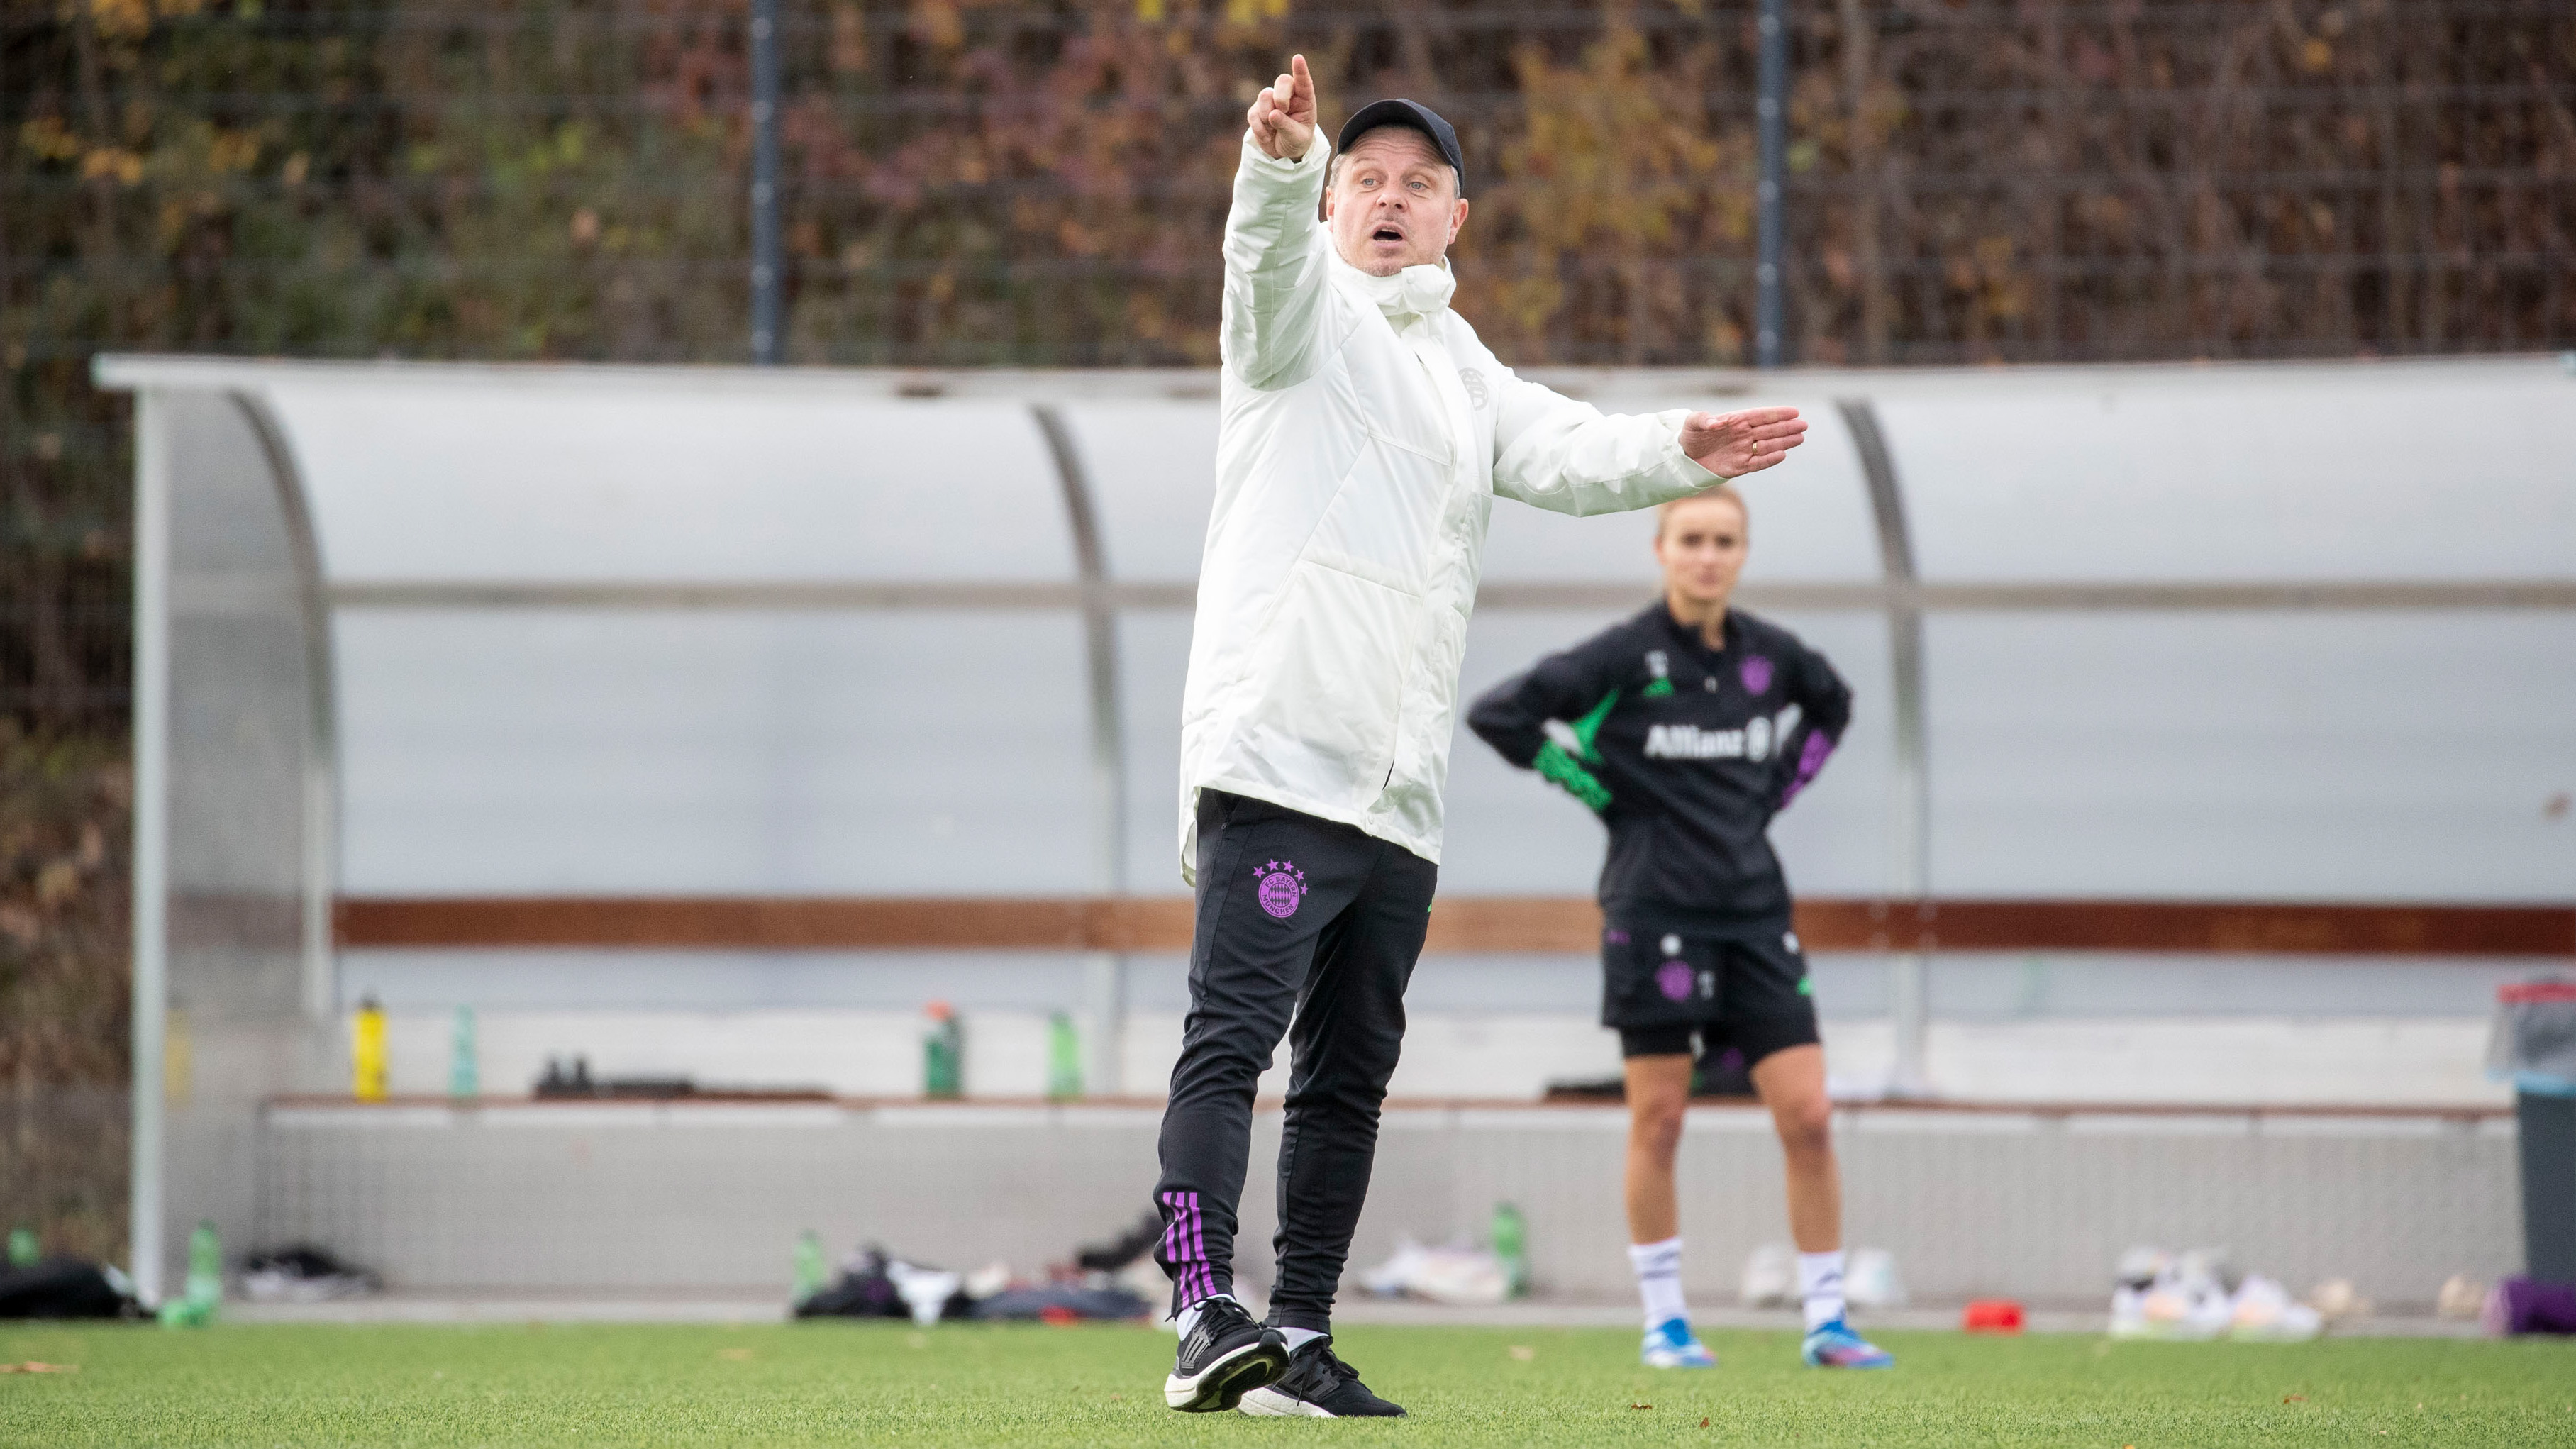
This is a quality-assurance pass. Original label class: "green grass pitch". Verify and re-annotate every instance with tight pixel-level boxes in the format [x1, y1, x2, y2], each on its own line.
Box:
[3, 1320, 2570, 1446]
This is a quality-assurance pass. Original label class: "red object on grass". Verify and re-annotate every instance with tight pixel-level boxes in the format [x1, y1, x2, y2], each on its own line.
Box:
[1962, 1299, 2026, 1333]
[1038, 1304, 1081, 1326]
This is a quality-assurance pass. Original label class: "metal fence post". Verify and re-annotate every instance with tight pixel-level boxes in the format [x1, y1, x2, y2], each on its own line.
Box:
[1755, 0, 1788, 368]
[750, 0, 783, 365]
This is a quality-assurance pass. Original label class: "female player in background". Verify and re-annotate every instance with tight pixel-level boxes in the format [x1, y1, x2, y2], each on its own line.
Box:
[1467, 485, 1892, 1372]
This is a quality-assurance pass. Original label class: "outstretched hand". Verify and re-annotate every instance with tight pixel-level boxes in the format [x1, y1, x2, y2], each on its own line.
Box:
[1247, 54, 1317, 161]
[1681, 406, 1806, 478]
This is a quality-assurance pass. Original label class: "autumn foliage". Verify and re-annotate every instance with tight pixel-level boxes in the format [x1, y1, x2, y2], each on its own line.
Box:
[4, 0, 2568, 379]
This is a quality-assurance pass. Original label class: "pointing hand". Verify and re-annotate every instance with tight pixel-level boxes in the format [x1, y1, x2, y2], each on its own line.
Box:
[1247, 54, 1318, 161]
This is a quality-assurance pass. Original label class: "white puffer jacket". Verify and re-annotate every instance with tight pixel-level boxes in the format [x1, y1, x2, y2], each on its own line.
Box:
[1178, 128, 1724, 882]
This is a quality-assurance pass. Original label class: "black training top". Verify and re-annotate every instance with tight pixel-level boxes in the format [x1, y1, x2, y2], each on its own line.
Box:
[1465, 601, 1852, 926]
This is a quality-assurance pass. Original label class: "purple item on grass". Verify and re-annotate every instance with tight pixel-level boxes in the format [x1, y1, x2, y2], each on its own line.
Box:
[2483, 1276, 2576, 1336]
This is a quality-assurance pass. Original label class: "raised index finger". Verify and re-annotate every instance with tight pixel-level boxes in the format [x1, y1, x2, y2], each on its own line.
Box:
[1289, 54, 1314, 112]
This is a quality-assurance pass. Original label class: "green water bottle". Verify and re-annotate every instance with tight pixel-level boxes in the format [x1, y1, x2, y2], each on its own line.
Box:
[6, 1226, 36, 1267]
[449, 1005, 479, 1100]
[923, 1001, 962, 1099]
[187, 1220, 222, 1309]
[1046, 1011, 1083, 1101]
[1492, 1201, 1528, 1299]
[792, 1229, 828, 1305]
[160, 1219, 222, 1326]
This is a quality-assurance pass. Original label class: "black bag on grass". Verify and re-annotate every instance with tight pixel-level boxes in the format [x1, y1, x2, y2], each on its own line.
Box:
[0, 1259, 143, 1320]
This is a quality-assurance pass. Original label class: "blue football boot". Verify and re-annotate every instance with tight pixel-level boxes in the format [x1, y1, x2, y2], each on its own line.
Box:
[1800, 1317, 1894, 1369]
[1641, 1318, 1718, 1368]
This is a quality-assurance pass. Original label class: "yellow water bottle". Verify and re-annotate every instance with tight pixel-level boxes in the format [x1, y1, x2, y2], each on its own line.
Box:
[352, 994, 388, 1101]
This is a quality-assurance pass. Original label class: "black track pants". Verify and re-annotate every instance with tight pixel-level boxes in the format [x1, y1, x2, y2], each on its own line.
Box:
[1152, 789, 1436, 1333]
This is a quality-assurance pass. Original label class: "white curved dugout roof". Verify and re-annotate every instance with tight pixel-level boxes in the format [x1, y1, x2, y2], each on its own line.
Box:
[99, 353, 2576, 914]
[101, 350, 2576, 1308]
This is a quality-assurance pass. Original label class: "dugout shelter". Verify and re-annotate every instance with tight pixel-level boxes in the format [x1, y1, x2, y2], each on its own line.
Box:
[95, 353, 2576, 1304]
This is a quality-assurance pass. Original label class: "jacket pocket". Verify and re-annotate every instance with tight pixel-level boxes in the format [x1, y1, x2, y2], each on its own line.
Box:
[1239, 558, 1420, 812]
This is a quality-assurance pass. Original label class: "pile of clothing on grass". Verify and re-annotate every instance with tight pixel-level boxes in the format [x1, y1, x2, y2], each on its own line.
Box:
[1357, 1239, 1515, 1306]
[792, 1214, 1161, 1325]
[2111, 1247, 2576, 1340]
[1742, 1243, 1906, 1310]
[2109, 1248, 2326, 1342]
[238, 1245, 379, 1303]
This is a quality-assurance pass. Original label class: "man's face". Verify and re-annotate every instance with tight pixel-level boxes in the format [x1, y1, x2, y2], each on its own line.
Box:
[1323, 127, 1468, 277]
[1654, 495, 1750, 607]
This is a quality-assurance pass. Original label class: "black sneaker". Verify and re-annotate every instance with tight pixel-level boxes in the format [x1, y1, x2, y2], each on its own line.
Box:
[1237, 1336, 1406, 1418]
[1163, 1297, 1288, 1412]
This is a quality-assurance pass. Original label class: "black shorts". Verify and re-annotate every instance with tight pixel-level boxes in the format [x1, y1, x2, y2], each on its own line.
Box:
[1604, 914, 1820, 1069]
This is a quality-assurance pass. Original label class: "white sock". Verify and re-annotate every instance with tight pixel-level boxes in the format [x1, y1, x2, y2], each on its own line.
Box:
[1277, 1326, 1325, 1354]
[1174, 1292, 1237, 1340]
[1798, 1250, 1847, 1331]
[1628, 1237, 1687, 1329]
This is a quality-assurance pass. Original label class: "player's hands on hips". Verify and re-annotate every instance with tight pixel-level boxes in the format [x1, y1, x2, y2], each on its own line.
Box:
[1248, 54, 1317, 161]
[1682, 406, 1806, 478]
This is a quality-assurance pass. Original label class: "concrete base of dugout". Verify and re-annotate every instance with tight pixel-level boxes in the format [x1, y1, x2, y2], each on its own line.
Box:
[220, 1293, 2489, 1337]
[253, 1099, 2521, 1312]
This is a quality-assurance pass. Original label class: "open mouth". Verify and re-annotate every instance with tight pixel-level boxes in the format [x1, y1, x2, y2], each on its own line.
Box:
[1372, 226, 1404, 243]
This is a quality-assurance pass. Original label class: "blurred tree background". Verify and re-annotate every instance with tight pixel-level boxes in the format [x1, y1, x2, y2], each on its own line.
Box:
[1, 0, 2570, 1255]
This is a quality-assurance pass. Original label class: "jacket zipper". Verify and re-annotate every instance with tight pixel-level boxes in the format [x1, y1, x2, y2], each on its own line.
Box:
[1378, 326, 1466, 804]
[1382, 672, 1405, 792]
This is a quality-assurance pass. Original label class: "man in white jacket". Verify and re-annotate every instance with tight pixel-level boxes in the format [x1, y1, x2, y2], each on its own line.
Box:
[1155, 55, 1809, 1418]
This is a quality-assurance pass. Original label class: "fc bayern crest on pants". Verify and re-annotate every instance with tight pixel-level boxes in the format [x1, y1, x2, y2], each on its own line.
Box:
[1255, 860, 1309, 918]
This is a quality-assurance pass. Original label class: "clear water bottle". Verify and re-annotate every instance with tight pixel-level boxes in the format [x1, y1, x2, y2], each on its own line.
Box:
[792, 1229, 827, 1305]
[448, 1005, 479, 1100]
[1492, 1201, 1528, 1299]
[6, 1226, 36, 1267]
[923, 1001, 962, 1099]
[1045, 1012, 1083, 1101]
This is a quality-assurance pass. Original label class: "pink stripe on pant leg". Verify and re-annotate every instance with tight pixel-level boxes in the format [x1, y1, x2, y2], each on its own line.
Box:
[1184, 1191, 1205, 1304]
[1180, 1194, 1206, 1306]
[1160, 1192, 1188, 1304]
[1162, 1190, 1213, 1307]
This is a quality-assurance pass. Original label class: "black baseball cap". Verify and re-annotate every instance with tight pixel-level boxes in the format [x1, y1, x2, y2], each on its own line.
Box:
[1336, 99, 1465, 193]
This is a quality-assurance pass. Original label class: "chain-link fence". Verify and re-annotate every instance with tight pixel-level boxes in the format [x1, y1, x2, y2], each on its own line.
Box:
[0, 719, 131, 1260]
[0, 1086, 128, 1265]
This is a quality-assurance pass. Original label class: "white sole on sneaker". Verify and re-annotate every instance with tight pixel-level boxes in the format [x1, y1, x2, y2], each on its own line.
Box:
[1163, 1340, 1288, 1413]
[1238, 1385, 1333, 1417]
